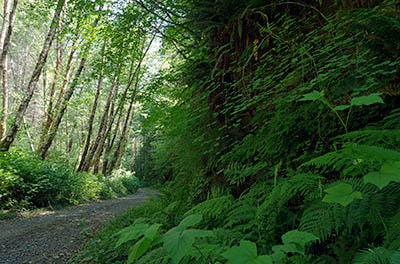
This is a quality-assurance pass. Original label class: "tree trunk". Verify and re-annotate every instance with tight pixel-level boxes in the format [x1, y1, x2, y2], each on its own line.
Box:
[39, 7, 103, 159]
[80, 67, 120, 172]
[102, 102, 124, 175]
[22, 117, 34, 152]
[37, 40, 64, 154]
[39, 53, 88, 160]
[106, 35, 155, 175]
[92, 100, 115, 174]
[0, 0, 65, 151]
[107, 94, 135, 174]
[0, 0, 17, 140]
[0, 1, 11, 51]
[77, 53, 106, 171]
[37, 35, 78, 154]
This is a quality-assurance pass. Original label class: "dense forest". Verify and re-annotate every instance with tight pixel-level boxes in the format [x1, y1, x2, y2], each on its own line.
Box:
[1, 0, 400, 263]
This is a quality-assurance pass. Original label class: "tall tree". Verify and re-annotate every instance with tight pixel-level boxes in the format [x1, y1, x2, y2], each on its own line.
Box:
[0, 0, 66, 151]
[105, 35, 155, 175]
[0, 0, 18, 140]
[37, 37, 78, 154]
[76, 41, 106, 171]
[39, 8, 103, 159]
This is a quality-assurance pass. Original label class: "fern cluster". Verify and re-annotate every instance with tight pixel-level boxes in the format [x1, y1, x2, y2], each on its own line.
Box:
[72, 1, 400, 263]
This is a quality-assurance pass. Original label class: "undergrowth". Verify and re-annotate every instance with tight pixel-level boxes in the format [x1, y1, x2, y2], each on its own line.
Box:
[72, 1, 400, 264]
[0, 150, 140, 211]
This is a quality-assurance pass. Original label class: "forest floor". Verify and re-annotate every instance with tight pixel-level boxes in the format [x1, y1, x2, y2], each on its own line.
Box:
[0, 188, 158, 264]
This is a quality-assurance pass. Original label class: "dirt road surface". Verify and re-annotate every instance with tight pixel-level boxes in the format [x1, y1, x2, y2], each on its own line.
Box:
[0, 189, 158, 264]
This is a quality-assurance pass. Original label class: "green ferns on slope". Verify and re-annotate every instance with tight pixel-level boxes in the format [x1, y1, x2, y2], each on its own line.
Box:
[72, 1, 400, 263]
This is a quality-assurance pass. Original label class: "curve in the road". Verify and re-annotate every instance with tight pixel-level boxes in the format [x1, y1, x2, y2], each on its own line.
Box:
[0, 188, 158, 264]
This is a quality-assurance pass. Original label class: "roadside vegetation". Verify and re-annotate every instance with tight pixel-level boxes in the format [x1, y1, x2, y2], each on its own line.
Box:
[0, 150, 140, 219]
[72, 0, 400, 263]
[0, 0, 399, 263]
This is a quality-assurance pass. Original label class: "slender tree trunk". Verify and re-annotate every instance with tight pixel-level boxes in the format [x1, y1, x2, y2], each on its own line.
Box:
[39, 8, 103, 159]
[22, 117, 34, 152]
[0, 1, 11, 50]
[0, 0, 17, 140]
[66, 121, 76, 162]
[0, 0, 65, 151]
[37, 33, 78, 154]
[77, 59, 105, 171]
[92, 100, 115, 174]
[0, 0, 11, 138]
[81, 67, 120, 172]
[106, 35, 155, 175]
[39, 53, 87, 159]
[107, 93, 136, 174]
[37, 40, 64, 153]
[102, 103, 124, 175]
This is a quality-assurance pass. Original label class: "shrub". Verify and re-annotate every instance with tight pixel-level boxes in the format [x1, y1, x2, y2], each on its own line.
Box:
[98, 169, 140, 199]
[0, 150, 105, 209]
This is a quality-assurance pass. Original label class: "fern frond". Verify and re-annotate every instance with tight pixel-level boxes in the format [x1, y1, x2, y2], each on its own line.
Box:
[342, 129, 400, 149]
[390, 251, 400, 264]
[353, 247, 394, 264]
[300, 179, 400, 242]
[382, 109, 400, 129]
[302, 144, 400, 177]
[184, 195, 234, 228]
[384, 209, 400, 250]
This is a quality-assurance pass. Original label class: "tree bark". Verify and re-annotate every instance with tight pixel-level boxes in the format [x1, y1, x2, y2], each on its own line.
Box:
[92, 99, 115, 174]
[102, 106, 124, 175]
[0, 0, 65, 151]
[81, 70, 120, 172]
[39, 52, 87, 160]
[39, 9, 102, 159]
[0, 1, 11, 51]
[37, 40, 64, 154]
[77, 46, 106, 171]
[107, 93, 135, 174]
[37, 34, 78, 154]
[22, 117, 34, 152]
[0, 0, 17, 140]
[106, 35, 155, 175]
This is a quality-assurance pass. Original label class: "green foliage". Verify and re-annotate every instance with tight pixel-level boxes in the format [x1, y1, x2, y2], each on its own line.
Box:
[0, 150, 102, 208]
[72, 1, 400, 264]
[364, 161, 400, 190]
[0, 150, 140, 210]
[353, 247, 399, 264]
[99, 169, 141, 198]
[222, 240, 272, 264]
[161, 215, 214, 264]
[322, 182, 362, 206]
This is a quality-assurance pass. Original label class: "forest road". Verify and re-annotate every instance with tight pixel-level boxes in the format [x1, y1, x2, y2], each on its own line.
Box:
[0, 188, 158, 264]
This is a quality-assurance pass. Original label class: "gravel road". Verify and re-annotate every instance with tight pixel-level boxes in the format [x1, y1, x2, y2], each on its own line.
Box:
[0, 189, 158, 264]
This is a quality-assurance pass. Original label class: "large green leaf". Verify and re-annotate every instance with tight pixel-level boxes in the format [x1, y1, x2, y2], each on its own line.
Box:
[222, 240, 273, 264]
[127, 237, 153, 264]
[322, 182, 362, 206]
[281, 230, 319, 248]
[272, 244, 302, 255]
[299, 91, 323, 102]
[364, 161, 400, 189]
[160, 215, 213, 264]
[178, 214, 203, 229]
[126, 223, 162, 263]
[351, 93, 384, 106]
[115, 223, 149, 248]
[272, 230, 318, 257]
[162, 228, 214, 264]
[334, 105, 351, 111]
